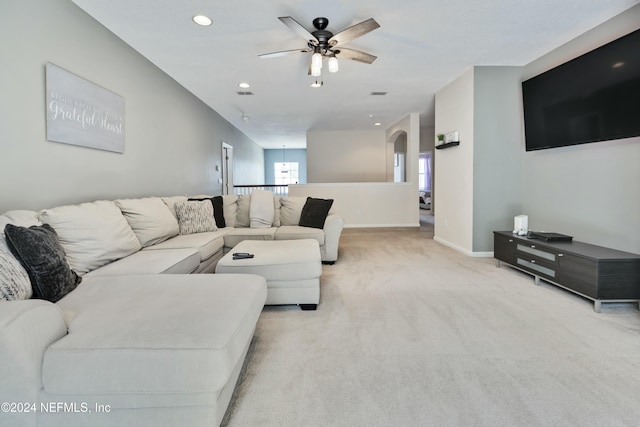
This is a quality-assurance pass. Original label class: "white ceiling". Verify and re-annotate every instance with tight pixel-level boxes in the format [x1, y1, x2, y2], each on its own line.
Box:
[71, 0, 638, 149]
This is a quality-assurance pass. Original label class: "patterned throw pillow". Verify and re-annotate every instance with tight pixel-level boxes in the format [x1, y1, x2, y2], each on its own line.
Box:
[0, 236, 32, 301]
[174, 200, 217, 235]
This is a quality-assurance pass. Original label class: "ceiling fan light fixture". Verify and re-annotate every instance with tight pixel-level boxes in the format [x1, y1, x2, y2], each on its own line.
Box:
[311, 52, 323, 69]
[310, 79, 323, 88]
[328, 56, 339, 73]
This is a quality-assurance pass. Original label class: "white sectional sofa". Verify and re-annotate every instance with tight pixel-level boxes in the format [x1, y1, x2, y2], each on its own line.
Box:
[0, 191, 343, 427]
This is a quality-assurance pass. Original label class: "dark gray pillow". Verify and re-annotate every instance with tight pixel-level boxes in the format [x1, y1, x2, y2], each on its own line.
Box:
[299, 197, 334, 229]
[4, 224, 81, 302]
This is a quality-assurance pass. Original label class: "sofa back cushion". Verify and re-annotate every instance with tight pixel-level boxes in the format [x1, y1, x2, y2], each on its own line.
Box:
[39, 201, 142, 275]
[0, 210, 41, 231]
[279, 197, 308, 226]
[235, 195, 251, 228]
[115, 197, 179, 247]
[222, 195, 238, 227]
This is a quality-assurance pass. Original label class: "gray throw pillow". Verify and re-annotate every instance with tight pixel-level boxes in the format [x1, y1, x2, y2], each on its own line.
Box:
[4, 224, 81, 303]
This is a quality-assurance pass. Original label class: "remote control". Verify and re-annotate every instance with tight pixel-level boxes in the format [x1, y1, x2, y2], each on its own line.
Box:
[232, 253, 254, 260]
[233, 253, 251, 257]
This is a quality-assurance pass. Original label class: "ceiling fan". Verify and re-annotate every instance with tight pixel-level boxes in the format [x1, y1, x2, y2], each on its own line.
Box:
[259, 16, 380, 78]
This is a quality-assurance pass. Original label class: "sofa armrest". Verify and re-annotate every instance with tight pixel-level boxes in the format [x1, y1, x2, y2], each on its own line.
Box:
[322, 214, 344, 263]
[0, 300, 67, 408]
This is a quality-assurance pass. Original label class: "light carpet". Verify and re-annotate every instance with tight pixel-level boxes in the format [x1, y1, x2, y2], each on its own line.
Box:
[222, 226, 640, 427]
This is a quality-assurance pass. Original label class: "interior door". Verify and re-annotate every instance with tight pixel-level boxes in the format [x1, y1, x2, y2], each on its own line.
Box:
[221, 142, 233, 195]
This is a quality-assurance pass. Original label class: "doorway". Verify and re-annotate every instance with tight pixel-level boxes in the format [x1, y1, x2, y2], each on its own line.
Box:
[221, 142, 233, 195]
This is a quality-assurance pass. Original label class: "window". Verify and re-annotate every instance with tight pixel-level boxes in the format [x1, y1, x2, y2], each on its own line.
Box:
[418, 153, 432, 191]
[274, 162, 299, 185]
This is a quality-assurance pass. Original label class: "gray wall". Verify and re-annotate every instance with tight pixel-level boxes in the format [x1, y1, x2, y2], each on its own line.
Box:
[0, 0, 263, 213]
[520, 6, 640, 254]
[472, 67, 524, 252]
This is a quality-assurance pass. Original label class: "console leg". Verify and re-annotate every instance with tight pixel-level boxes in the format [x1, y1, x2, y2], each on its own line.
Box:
[534, 276, 540, 286]
[300, 304, 317, 311]
[593, 300, 601, 313]
[496, 260, 501, 268]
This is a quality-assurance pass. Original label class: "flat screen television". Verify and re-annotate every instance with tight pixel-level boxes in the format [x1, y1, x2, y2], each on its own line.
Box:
[522, 28, 640, 151]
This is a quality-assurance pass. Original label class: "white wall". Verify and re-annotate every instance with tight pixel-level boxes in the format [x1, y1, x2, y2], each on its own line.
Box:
[289, 183, 418, 227]
[520, 6, 640, 254]
[0, 0, 263, 213]
[306, 130, 386, 183]
[295, 114, 420, 227]
[434, 69, 475, 253]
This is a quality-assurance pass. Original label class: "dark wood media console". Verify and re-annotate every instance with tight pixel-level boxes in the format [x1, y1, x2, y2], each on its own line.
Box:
[493, 231, 640, 312]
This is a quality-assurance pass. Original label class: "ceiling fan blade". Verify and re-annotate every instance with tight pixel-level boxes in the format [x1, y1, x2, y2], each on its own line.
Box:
[258, 48, 310, 59]
[329, 18, 380, 47]
[278, 16, 317, 45]
[335, 48, 377, 64]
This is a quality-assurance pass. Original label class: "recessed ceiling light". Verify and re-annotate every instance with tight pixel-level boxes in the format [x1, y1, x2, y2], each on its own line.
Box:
[374, 122, 382, 126]
[192, 15, 212, 26]
[238, 82, 250, 89]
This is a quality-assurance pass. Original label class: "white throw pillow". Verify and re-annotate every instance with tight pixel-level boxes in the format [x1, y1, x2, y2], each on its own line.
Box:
[115, 197, 179, 247]
[39, 200, 142, 275]
[0, 236, 32, 300]
[174, 201, 217, 235]
[279, 197, 308, 226]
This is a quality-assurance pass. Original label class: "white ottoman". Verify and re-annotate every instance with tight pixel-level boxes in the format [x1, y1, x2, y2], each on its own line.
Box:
[215, 239, 322, 310]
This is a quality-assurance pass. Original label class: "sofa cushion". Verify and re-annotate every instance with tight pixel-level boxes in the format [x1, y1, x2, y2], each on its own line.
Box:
[299, 197, 334, 229]
[115, 197, 179, 247]
[274, 225, 325, 246]
[222, 195, 238, 228]
[144, 230, 225, 262]
[0, 236, 32, 301]
[161, 195, 188, 218]
[279, 196, 307, 226]
[84, 248, 200, 276]
[39, 200, 142, 275]
[249, 190, 274, 228]
[46, 274, 267, 395]
[235, 195, 250, 228]
[174, 201, 217, 235]
[273, 196, 281, 227]
[4, 224, 81, 302]
[0, 210, 41, 232]
[223, 227, 277, 249]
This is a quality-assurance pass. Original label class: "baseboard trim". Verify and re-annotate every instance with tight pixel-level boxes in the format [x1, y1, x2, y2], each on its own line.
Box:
[344, 223, 420, 228]
[434, 236, 494, 258]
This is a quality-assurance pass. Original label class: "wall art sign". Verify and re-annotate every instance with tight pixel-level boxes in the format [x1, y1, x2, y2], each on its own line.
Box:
[45, 62, 125, 153]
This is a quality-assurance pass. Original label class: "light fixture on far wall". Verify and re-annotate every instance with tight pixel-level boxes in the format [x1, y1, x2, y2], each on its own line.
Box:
[310, 79, 323, 88]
